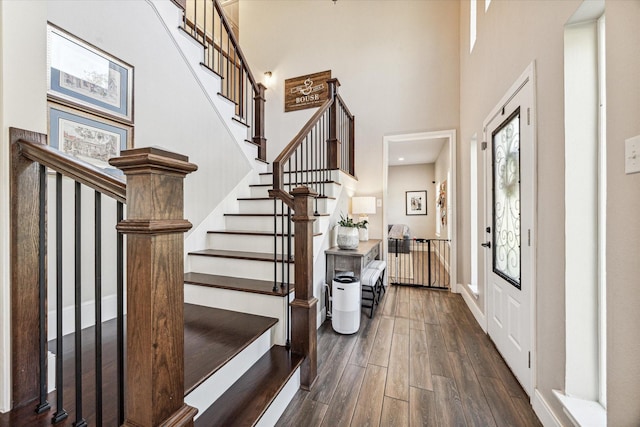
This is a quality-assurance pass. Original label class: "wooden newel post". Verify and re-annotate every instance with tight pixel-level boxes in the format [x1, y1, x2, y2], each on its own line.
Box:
[110, 147, 198, 427]
[290, 186, 318, 390]
[327, 78, 340, 170]
[253, 83, 267, 162]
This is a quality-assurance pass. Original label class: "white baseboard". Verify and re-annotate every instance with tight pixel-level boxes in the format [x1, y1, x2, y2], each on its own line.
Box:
[47, 294, 123, 341]
[460, 285, 486, 332]
[533, 388, 563, 427]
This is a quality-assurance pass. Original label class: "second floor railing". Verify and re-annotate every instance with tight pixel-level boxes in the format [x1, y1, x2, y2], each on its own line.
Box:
[177, 0, 267, 160]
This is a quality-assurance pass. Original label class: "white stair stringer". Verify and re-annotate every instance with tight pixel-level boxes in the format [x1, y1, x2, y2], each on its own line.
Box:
[147, 0, 266, 173]
[184, 324, 274, 420]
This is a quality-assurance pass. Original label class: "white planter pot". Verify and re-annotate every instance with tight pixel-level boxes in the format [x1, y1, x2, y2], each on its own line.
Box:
[337, 226, 359, 250]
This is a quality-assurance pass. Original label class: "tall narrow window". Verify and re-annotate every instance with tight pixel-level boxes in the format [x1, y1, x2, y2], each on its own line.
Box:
[556, 1, 606, 423]
[469, 136, 479, 296]
[470, 0, 477, 53]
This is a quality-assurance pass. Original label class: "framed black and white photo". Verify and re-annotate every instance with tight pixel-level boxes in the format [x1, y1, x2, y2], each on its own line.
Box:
[47, 24, 133, 123]
[406, 190, 427, 216]
[48, 103, 132, 175]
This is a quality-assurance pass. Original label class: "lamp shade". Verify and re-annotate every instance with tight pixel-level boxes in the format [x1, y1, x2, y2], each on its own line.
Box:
[352, 196, 376, 215]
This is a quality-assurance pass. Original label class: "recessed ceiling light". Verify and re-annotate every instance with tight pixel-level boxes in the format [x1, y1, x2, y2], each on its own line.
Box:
[398, 157, 405, 161]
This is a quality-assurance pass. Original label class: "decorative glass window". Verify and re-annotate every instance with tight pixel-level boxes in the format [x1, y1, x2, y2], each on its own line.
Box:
[492, 109, 521, 288]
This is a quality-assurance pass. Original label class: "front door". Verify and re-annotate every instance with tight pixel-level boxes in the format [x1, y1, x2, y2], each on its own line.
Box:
[483, 65, 535, 396]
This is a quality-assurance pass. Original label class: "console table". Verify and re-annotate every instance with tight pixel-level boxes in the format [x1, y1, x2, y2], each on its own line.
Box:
[325, 239, 381, 283]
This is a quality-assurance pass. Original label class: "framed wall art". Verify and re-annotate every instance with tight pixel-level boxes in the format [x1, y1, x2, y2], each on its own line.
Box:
[47, 23, 133, 123]
[406, 190, 427, 216]
[48, 103, 133, 175]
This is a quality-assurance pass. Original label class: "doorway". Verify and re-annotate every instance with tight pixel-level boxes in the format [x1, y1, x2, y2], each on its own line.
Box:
[382, 129, 457, 291]
[482, 63, 536, 397]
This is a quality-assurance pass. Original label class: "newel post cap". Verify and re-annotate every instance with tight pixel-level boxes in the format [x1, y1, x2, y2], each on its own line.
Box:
[109, 146, 198, 176]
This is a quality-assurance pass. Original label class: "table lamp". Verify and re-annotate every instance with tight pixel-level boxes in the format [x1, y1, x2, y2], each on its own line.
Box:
[352, 196, 376, 241]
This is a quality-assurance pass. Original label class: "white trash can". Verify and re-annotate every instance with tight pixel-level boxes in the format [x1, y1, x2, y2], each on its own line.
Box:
[332, 275, 360, 334]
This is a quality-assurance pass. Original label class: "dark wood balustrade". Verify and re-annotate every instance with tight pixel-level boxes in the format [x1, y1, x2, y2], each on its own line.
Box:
[10, 128, 197, 426]
[268, 78, 356, 390]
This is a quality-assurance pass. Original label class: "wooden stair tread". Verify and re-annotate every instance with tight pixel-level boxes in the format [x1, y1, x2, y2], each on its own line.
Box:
[249, 180, 341, 188]
[184, 304, 278, 394]
[224, 212, 329, 217]
[194, 346, 303, 427]
[184, 272, 292, 296]
[237, 196, 335, 201]
[207, 229, 322, 237]
[188, 249, 294, 263]
[260, 168, 339, 175]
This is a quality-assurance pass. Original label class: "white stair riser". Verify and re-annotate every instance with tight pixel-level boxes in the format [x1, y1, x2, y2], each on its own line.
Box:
[258, 170, 341, 185]
[184, 285, 292, 346]
[255, 368, 301, 427]
[207, 233, 323, 253]
[224, 215, 327, 234]
[239, 198, 328, 215]
[189, 255, 294, 282]
[249, 183, 340, 199]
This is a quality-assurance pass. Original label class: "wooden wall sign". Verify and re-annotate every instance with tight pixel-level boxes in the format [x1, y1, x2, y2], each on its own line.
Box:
[284, 70, 332, 112]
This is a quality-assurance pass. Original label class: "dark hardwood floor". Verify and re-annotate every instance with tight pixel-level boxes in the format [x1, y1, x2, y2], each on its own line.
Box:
[276, 285, 542, 427]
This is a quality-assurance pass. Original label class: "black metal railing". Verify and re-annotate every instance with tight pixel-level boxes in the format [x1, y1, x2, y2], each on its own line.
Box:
[19, 141, 128, 426]
[269, 79, 355, 348]
[388, 238, 451, 289]
[45, 172, 126, 427]
[181, 0, 266, 159]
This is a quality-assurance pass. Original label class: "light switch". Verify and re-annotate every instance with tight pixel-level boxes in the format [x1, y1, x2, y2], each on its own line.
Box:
[625, 135, 640, 174]
[376, 198, 382, 208]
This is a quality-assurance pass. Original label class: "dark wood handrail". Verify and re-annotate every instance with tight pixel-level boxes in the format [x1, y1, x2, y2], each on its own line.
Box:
[211, 0, 258, 91]
[270, 97, 334, 198]
[17, 138, 126, 203]
[335, 94, 354, 119]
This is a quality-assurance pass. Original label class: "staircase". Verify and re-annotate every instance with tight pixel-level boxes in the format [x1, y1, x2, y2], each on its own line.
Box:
[4, 1, 360, 425]
[149, 0, 348, 424]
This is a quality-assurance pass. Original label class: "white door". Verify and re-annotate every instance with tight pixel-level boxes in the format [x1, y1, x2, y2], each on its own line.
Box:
[483, 66, 535, 396]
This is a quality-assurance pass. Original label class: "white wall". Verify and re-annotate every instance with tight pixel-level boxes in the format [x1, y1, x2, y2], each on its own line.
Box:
[606, 2, 640, 425]
[0, 0, 49, 411]
[387, 163, 436, 238]
[240, 0, 460, 244]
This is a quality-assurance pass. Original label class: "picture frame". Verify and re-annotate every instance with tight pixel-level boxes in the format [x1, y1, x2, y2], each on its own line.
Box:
[47, 23, 134, 123]
[48, 103, 133, 175]
[406, 190, 427, 216]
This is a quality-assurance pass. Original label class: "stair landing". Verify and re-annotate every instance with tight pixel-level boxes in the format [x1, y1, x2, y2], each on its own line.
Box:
[0, 305, 278, 427]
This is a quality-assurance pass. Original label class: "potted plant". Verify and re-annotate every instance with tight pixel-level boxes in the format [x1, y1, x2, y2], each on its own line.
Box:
[336, 214, 360, 249]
